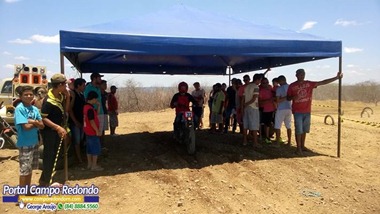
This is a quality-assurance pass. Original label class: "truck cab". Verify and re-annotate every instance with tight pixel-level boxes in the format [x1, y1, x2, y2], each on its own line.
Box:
[0, 64, 49, 125]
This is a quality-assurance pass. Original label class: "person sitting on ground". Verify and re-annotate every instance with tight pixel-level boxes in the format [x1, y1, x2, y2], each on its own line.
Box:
[14, 85, 45, 195]
[83, 91, 103, 171]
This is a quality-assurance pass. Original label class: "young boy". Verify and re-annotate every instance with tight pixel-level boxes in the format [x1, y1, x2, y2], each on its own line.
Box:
[14, 85, 45, 193]
[83, 91, 103, 171]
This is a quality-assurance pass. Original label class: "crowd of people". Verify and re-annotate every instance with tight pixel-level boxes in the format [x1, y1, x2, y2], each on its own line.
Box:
[14, 72, 119, 190]
[171, 68, 343, 155]
[13, 68, 342, 193]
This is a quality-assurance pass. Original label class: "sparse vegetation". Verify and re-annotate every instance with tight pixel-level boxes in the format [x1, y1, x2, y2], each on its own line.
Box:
[313, 81, 380, 106]
[116, 79, 380, 113]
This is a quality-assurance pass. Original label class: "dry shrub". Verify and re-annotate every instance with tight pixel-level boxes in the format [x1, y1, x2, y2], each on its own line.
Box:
[116, 79, 177, 112]
[314, 81, 380, 105]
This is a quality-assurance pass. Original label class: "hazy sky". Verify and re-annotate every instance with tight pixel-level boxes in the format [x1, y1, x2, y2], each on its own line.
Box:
[1, 0, 379, 87]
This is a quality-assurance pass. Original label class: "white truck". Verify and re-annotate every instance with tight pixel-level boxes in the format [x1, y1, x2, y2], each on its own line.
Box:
[0, 64, 48, 148]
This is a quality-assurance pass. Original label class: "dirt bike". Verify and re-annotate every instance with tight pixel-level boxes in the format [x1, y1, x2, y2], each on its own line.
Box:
[174, 111, 196, 155]
[0, 101, 18, 149]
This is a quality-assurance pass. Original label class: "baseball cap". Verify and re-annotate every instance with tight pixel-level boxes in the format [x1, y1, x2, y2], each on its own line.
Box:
[51, 73, 68, 84]
[110, 85, 118, 90]
[90, 72, 104, 80]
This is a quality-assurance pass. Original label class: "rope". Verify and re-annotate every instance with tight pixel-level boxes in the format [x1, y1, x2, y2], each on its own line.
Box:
[49, 136, 64, 185]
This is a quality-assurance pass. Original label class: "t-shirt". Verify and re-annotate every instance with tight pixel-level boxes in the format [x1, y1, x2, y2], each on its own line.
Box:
[14, 103, 42, 147]
[108, 93, 118, 112]
[191, 89, 205, 106]
[170, 93, 197, 113]
[226, 86, 236, 110]
[41, 97, 64, 131]
[211, 91, 225, 113]
[243, 83, 259, 109]
[69, 90, 85, 125]
[236, 85, 246, 108]
[276, 84, 291, 110]
[287, 80, 318, 113]
[259, 86, 276, 112]
[83, 103, 99, 136]
[84, 83, 103, 114]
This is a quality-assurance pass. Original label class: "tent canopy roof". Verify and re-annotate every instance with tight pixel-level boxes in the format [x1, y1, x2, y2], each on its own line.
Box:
[60, 5, 342, 75]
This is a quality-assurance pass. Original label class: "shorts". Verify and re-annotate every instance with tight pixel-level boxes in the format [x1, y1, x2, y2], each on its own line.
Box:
[86, 135, 101, 156]
[274, 109, 292, 129]
[243, 106, 260, 131]
[192, 106, 203, 119]
[109, 112, 119, 128]
[261, 111, 274, 126]
[98, 114, 109, 132]
[70, 124, 84, 145]
[293, 113, 311, 135]
[19, 145, 39, 176]
[210, 112, 223, 124]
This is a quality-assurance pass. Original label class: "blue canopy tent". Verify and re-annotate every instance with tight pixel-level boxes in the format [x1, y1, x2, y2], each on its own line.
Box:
[59, 5, 343, 158]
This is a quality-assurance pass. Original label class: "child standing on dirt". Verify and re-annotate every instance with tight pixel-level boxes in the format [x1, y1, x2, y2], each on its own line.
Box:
[83, 91, 103, 171]
[14, 85, 45, 192]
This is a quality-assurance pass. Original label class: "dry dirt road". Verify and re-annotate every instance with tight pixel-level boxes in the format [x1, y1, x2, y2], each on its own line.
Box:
[1, 100, 379, 214]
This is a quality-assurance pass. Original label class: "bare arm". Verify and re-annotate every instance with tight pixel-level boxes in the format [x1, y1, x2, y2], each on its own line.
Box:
[245, 94, 258, 107]
[263, 68, 271, 76]
[22, 119, 44, 130]
[42, 118, 67, 138]
[316, 72, 343, 87]
[89, 119, 101, 136]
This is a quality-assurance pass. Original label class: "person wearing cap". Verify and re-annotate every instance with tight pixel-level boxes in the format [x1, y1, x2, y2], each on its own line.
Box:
[287, 69, 343, 155]
[39, 73, 70, 186]
[108, 85, 119, 136]
[84, 73, 105, 142]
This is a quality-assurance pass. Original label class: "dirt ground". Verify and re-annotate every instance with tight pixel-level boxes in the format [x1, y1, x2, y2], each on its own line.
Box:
[1, 100, 379, 214]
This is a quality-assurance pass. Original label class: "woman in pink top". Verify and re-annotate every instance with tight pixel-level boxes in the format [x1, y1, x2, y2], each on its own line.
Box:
[259, 78, 276, 143]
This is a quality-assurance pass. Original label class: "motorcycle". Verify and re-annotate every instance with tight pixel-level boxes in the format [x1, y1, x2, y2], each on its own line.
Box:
[174, 111, 196, 155]
[0, 101, 18, 149]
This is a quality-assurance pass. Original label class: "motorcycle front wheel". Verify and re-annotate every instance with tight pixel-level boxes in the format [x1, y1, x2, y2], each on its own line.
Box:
[186, 127, 196, 155]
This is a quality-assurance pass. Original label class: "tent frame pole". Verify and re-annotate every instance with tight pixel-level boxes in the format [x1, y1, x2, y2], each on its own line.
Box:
[228, 66, 232, 86]
[60, 53, 69, 182]
[337, 57, 342, 158]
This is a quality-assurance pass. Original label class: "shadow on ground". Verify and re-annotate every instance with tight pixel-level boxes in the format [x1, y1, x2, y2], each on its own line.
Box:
[62, 130, 328, 182]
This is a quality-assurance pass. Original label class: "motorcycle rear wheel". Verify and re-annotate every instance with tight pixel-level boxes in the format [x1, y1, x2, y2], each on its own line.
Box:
[186, 128, 196, 155]
[2, 133, 17, 149]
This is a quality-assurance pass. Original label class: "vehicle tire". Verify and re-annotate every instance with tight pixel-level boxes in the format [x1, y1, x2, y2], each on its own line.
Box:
[2, 133, 17, 149]
[186, 128, 196, 155]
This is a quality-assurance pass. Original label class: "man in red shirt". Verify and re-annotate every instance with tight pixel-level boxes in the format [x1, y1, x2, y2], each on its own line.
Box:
[108, 85, 119, 136]
[287, 69, 343, 155]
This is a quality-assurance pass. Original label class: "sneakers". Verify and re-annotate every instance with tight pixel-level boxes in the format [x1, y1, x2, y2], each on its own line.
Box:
[111, 134, 119, 137]
[263, 138, 272, 144]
